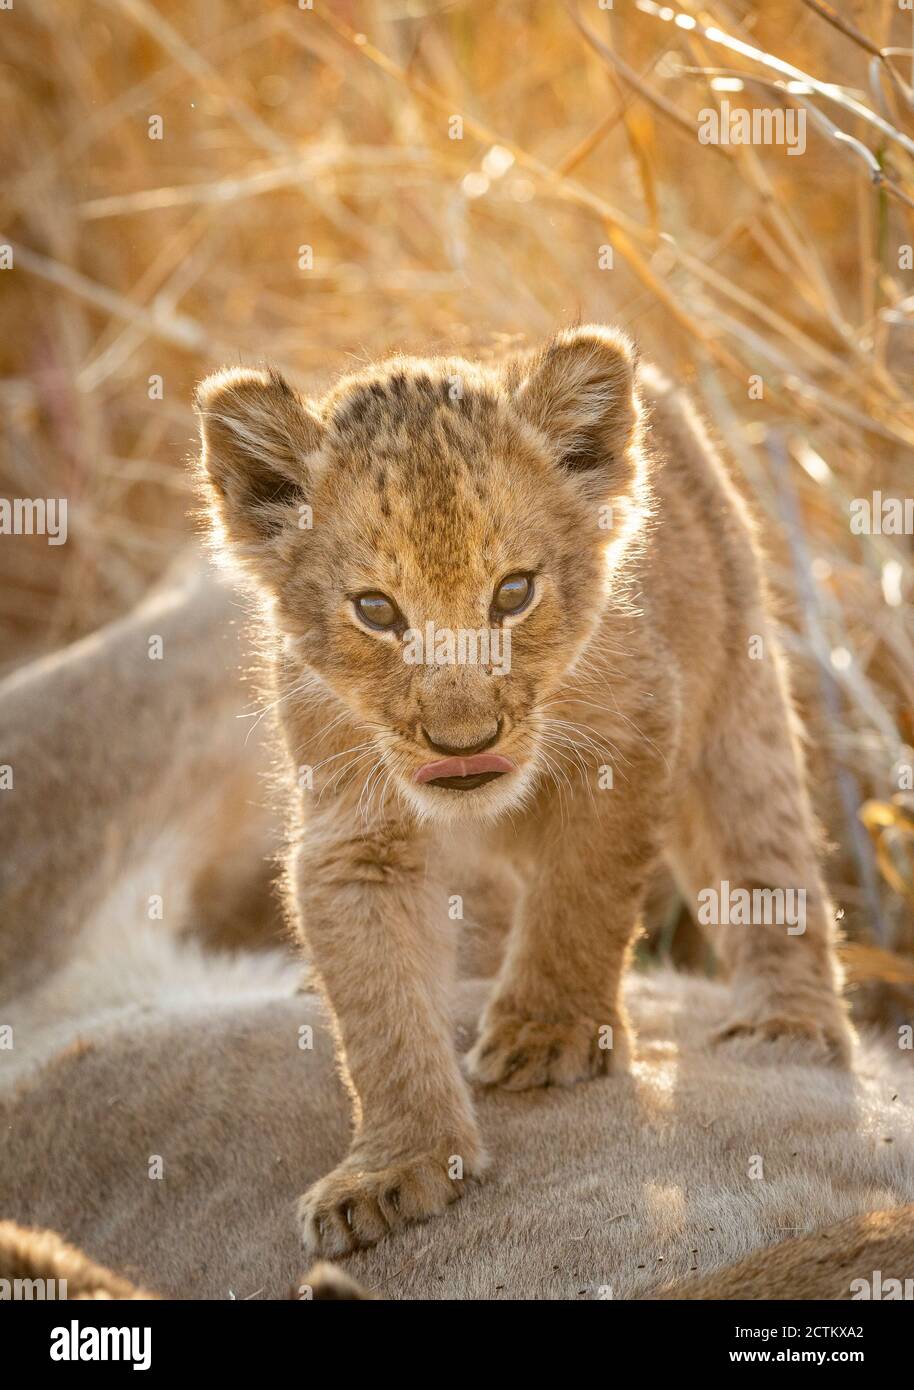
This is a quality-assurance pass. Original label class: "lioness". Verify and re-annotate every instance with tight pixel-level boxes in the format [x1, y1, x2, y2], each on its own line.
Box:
[194, 325, 852, 1256]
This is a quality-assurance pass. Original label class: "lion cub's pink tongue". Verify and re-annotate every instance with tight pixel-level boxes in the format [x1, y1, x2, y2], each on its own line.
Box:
[415, 753, 514, 784]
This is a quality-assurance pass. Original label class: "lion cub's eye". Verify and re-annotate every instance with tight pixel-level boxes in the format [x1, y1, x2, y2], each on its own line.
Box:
[354, 592, 401, 631]
[492, 573, 533, 617]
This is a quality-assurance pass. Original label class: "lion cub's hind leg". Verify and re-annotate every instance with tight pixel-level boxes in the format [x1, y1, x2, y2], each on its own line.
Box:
[668, 648, 854, 1064]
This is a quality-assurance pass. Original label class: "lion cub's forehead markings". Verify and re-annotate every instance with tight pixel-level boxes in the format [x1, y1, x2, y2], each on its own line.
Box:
[328, 368, 504, 528]
[330, 370, 446, 436]
[328, 366, 503, 468]
[321, 366, 532, 591]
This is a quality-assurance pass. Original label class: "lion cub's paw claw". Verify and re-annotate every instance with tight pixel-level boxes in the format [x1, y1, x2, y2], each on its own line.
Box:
[465, 1013, 624, 1090]
[298, 1149, 478, 1257]
[713, 1005, 854, 1065]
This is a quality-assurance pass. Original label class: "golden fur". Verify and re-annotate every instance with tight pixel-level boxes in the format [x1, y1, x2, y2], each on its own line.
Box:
[194, 326, 853, 1257]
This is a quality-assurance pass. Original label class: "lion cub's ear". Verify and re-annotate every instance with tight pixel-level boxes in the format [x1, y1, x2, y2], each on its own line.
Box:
[510, 325, 640, 499]
[194, 367, 323, 563]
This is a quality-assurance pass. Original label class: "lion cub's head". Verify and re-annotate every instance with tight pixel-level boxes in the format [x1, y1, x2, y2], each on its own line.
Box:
[195, 326, 647, 823]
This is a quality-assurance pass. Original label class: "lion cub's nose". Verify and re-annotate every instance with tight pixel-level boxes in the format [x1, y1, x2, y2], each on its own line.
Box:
[421, 720, 501, 757]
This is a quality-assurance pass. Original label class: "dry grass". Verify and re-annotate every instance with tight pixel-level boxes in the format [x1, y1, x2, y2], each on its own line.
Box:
[1, 0, 912, 995]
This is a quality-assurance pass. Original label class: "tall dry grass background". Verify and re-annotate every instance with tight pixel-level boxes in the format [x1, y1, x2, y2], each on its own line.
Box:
[1, 0, 912, 1013]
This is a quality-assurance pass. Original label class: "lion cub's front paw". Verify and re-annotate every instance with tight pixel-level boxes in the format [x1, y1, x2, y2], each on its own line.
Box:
[465, 1011, 627, 1090]
[298, 1145, 481, 1258]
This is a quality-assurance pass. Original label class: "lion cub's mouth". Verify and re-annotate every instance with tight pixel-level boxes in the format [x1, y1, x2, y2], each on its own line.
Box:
[414, 753, 515, 791]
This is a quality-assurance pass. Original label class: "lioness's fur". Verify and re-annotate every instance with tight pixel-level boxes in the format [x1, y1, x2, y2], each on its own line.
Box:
[5, 939, 913, 1301]
[194, 326, 852, 1257]
[649, 1206, 914, 1301]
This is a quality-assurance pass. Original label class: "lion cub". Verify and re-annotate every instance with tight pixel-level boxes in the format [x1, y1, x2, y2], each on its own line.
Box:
[195, 326, 852, 1256]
